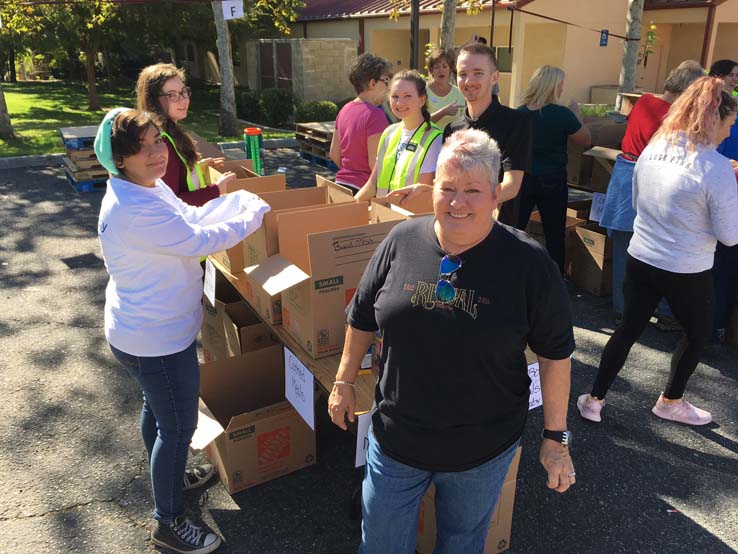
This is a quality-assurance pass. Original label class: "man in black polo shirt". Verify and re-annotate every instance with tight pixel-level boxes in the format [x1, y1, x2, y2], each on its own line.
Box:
[444, 43, 532, 227]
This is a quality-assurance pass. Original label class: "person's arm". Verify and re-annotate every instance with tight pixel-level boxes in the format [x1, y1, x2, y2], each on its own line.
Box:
[366, 133, 382, 170]
[355, 162, 379, 201]
[569, 126, 591, 147]
[431, 103, 461, 123]
[566, 104, 591, 147]
[707, 163, 738, 246]
[499, 170, 524, 203]
[330, 128, 342, 168]
[174, 187, 268, 227]
[538, 355, 575, 493]
[328, 326, 375, 430]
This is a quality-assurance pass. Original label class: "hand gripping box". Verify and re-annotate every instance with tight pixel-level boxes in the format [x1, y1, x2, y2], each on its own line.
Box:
[213, 180, 354, 274]
[191, 345, 316, 494]
[207, 164, 286, 195]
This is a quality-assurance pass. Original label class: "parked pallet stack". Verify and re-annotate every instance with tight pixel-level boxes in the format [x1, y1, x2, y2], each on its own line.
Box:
[295, 121, 338, 170]
[60, 125, 108, 192]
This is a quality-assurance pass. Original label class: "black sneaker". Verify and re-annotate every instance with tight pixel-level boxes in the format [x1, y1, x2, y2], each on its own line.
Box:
[152, 516, 222, 554]
[183, 464, 216, 491]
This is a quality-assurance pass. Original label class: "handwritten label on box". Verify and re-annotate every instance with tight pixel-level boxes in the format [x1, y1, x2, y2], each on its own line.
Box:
[589, 192, 607, 223]
[284, 347, 315, 430]
[204, 259, 216, 307]
[528, 362, 542, 410]
[354, 412, 372, 467]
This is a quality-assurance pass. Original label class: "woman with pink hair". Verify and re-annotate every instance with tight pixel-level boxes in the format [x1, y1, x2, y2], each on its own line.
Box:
[578, 77, 738, 427]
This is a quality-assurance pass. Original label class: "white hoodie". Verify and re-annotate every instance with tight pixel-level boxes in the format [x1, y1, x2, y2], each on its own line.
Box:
[98, 177, 270, 356]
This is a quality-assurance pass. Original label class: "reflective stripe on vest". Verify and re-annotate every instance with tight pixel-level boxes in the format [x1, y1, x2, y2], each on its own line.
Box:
[375, 122, 442, 197]
[161, 131, 205, 192]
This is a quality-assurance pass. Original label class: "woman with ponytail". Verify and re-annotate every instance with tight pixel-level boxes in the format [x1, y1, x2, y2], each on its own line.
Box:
[136, 64, 235, 206]
[578, 77, 738, 427]
[356, 70, 443, 201]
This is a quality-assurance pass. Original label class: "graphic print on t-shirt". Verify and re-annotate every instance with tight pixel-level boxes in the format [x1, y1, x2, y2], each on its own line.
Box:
[405, 280, 481, 319]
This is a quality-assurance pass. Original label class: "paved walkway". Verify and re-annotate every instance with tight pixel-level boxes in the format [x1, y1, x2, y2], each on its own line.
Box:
[0, 154, 736, 553]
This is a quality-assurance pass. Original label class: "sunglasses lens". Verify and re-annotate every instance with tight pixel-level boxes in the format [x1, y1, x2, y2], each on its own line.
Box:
[440, 255, 462, 275]
[436, 280, 456, 303]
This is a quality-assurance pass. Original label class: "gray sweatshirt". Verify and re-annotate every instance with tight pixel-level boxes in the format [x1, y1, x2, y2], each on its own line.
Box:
[628, 134, 738, 273]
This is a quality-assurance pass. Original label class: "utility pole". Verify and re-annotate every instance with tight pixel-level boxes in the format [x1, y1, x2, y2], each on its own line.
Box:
[616, 0, 644, 112]
[410, 0, 420, 69]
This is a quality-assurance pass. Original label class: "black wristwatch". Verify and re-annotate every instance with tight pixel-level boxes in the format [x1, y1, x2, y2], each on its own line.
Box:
[542, 429, 572, 448]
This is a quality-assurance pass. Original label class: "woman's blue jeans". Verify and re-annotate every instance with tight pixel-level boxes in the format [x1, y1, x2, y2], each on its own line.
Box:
[110, 341, 200, 523]
[360, 431, 519, 554]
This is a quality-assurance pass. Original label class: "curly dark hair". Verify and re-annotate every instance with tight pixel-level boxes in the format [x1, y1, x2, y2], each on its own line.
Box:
[348, 53, 392, 94]
[426, 47, 455, 73]
[111, 110, 159, 170]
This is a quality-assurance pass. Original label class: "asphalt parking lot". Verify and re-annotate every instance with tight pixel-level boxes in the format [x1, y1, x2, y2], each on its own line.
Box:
[0, 153, 736, 554]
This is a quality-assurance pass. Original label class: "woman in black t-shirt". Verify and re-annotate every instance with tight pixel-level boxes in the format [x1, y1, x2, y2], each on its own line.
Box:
[328, 128, 576, 553]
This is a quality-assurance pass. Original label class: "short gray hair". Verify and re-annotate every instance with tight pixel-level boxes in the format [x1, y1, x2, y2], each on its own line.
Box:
[436, 128, 501, 185]
[663, 60, 705, 94]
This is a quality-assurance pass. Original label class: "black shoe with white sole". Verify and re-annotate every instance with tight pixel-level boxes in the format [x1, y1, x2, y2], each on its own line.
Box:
[183, 464, 216, 491]
[152, 515, 222, 554]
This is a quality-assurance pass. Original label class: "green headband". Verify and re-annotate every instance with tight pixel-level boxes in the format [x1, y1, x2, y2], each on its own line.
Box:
[93, 107, 131, 176]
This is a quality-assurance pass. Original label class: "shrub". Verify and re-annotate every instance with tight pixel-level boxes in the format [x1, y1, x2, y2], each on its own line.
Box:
[295, 100, 338, 123]
[236, 89, 263, 123]
[260, 88, 294, 127]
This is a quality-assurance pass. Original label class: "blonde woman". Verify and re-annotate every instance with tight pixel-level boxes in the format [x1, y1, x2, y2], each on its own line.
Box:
[516, 65, 590, 273]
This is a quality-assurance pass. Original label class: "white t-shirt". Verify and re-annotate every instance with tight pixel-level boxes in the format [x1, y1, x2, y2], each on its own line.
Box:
[98, 177, 270, 356]
[628, 134, 738, 273]
[426, 84, 466, 131]
[396, 126, 443, 176]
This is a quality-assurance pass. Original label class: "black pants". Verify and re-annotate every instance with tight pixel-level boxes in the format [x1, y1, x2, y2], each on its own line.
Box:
[712, 241, 738, 331]
[517, 170, 568, 274]
[591, 255, 714, 400]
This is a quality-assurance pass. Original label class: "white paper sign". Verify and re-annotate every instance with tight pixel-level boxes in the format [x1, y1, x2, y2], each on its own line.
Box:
[589, 192, 607, 223]
[528, 362, 543, 410]
[203, 259, 216, 307]
[354, 412, 372, 467]
[222, 0, 244, 20]
[284, 347, 315, 430]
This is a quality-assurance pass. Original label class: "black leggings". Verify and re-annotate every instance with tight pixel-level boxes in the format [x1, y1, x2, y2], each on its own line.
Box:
[591, 254, 714, 400]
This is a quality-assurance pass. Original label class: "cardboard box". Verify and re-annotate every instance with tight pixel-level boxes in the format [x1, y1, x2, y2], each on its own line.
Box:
[567, 223, 612, 296]
[525, 211, 585, 248]
[192, 345, 316, 494]
[416, 447, 522, 554]
[203, 159, 255, 184]
[223, 301, 277, 356]
[566, 199, 593, 220]
[268, 202, 403, 358]
[201, 273, 242, 362]
[369, 190, 434, 218]
[236, 257, 288, 325]
[567, 117, 625, 189]
[214, 182, 354, 273]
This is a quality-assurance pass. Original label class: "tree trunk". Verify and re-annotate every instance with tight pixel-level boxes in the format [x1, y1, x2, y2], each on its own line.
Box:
[616, 0, 644, 112]
[85, 48, 100, 111]
[211, 2, 239, 136]
[103, 50, 114, 83]
[440, 0, 457, 51]
[0, 84, 15, 139]
[67, 47, 81, 81]
[9, 46, 17, 83]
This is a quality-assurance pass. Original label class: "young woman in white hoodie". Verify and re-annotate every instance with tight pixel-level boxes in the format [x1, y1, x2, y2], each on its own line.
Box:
[94, 108, 270, 554]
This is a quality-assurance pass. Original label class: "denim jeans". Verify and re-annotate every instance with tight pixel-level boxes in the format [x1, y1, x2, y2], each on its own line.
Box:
[110, 341, 200, 523]
[360, 431, 519, 554]
[517, 169, 568, 274]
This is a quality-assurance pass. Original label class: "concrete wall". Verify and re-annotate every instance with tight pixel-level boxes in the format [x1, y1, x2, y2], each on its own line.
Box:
[516, 22, 566, 106]
[303, 19, 361, 42]
[713, 23, 738, 63]
[293, 39, 357, 102]
[665, 23, 705, 74]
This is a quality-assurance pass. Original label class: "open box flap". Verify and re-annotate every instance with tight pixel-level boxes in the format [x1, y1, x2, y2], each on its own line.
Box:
[192, 399, 225, 450]
[245, 255, 310, 296]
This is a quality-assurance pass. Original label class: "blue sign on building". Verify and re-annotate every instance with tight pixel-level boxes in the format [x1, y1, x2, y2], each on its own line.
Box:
[600, 30, 609, 47]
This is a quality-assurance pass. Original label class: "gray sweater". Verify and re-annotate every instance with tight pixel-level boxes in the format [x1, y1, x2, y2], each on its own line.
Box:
[628, 134, 738, 273]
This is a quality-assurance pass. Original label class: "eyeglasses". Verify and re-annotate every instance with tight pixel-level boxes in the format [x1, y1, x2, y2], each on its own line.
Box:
[436, 254, 462, 303]
[159, 87, 191, 102]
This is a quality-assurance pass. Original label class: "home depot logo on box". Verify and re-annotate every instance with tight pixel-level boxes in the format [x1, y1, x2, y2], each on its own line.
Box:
[258, 426, 291, 466]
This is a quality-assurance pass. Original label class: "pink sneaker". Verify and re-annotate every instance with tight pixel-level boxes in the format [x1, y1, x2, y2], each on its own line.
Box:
[651, 395, 712, 426]
[577, 394, 604, 423]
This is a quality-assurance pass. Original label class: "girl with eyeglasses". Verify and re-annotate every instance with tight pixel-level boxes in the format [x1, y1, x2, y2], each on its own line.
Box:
[136, 64, 235, 206]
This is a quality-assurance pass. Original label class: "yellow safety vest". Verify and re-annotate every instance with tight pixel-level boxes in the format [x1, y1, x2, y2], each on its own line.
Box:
[161, 131, 205, 192]
[375, 122, 442, 197]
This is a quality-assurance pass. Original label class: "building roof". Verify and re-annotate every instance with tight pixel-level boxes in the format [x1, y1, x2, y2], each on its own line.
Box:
[644, 0, 724, 8]
[297, 0, 525, 22]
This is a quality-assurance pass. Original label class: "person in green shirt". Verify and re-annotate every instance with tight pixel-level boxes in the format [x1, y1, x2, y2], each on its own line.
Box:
[517, 65, 591, 274]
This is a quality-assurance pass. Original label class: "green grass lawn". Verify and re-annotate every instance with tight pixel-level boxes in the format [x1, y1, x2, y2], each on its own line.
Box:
[1, 81, 292, 157]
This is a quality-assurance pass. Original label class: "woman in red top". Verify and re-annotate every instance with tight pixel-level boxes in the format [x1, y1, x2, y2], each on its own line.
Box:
[599, 60, 704, 320]
[136, 64, 235, 206]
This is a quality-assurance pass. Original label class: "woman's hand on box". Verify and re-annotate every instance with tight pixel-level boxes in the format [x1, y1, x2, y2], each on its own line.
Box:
[386, 184, 433, 206]
[215, 171, 237, 195]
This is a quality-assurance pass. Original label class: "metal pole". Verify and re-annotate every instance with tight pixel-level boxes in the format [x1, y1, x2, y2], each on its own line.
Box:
[490, 0, 497, 46]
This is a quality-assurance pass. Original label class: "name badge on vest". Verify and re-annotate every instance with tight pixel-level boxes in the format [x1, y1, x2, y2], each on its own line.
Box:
[405, 143, 418, 152]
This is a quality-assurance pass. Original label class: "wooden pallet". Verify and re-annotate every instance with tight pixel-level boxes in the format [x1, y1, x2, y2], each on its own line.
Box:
[295, 121, 334, 159]
[64, 169, 107, 193]
[60, 125, 98, 150]
[66, 148, 100, 165]
[63, 157, 108, 181]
